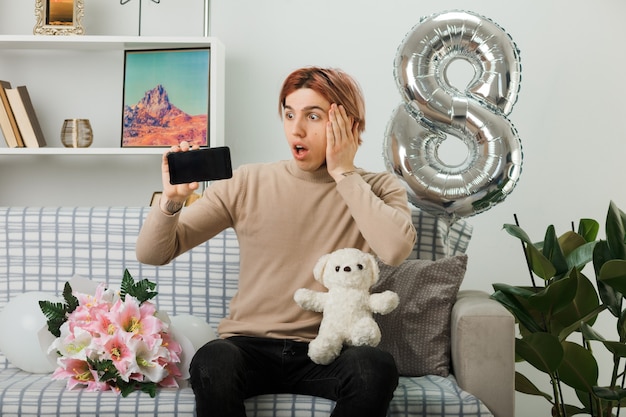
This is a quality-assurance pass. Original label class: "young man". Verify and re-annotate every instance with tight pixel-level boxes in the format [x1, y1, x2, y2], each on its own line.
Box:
[136, 67, 416, 416]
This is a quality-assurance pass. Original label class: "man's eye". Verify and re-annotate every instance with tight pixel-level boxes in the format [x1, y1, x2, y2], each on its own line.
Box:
[309, 114, 320, 121]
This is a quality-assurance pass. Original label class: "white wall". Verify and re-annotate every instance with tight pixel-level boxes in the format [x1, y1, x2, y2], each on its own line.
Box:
[2, 1, 626, 416]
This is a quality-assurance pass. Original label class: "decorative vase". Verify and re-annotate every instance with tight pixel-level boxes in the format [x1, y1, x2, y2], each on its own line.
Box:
[60, 119, 93, 148]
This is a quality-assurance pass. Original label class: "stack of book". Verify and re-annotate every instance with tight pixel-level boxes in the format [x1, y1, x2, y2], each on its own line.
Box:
[0, 81, 47, 148]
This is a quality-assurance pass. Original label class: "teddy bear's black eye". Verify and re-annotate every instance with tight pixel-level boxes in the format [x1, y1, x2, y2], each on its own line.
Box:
[357, 264, 363, 270]
[335, 266, 340, 272]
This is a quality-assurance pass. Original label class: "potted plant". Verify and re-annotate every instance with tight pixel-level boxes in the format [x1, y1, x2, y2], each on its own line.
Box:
[492, 201, 626, 416]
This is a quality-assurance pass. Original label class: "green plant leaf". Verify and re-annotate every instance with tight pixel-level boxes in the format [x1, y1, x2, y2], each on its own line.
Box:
[594, 240, 623, 317]
[514, 371, 552, 400]
[557, 341, 599, 392]
[516, 333, 563, 373]
[38, 300, 67, 338]
[491, 286, 545, 333]
[593, 385, 626, 401]
[502, 223, 558, 280]
[606, 200, 626, 260]
[120, 269, 158, 304]
[559, 231, 587, 258]
[602, 341, 626, 358]
[62, 281, 79, 313]
[578, 218, 600, 243]
[528, 273, 578, 317]
[503, 223, 534, 245]
[566, 241, 597, 272]
[543, 225, 569, 278]
[598, 260, 626, 294]
[527, 243, 557, 281]
[551, 270, 600, 335]
[558, 305, 606, 342]
[580, 322, 605, 342]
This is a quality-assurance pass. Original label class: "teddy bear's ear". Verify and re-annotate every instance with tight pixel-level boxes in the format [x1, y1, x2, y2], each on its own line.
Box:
[313, 253, 331, 284]
[366, 253, 380, 285]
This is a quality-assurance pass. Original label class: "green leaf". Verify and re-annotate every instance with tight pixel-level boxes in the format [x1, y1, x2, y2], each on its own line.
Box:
[580, 322, 605, 342]
[502, 223, 558, 280]
[62, 281, 79, 313]
[598, 260, 626, 294]
[558, 231, 587, 259]
[551, 270, 600, 335]
[527, 243, 557, 281]
[117, 380, 136, 398]
[38, 300, 67, 338]
[602, 341, 626, 358]
[543, 225, 569, 277]
[491, 286, 545, 333]
[88, 358, 120, 382]
[578, 218, 600, 243]
[39, 289, 72, 338]
[594, 241, 622, 317]
[120, 269, 158, 304]
[606, 200, 626, 260]
[557, 341, 599, 392]
[514, 371, 552, 400]
[503, 223, 534, 245]
[593, 385, 626, 401]
[516, 333, 563, 373]
[558, 305, 606, 342]
[527, 273, 578, 317]
[140, 382, 157, 398]
[566, 241, 597, 272]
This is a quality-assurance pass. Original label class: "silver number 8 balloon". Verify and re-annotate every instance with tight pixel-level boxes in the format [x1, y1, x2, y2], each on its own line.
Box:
[384, 10, 523, 223]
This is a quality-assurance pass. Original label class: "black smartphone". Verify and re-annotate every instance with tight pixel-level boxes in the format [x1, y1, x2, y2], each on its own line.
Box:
[167, 146, 233, 185]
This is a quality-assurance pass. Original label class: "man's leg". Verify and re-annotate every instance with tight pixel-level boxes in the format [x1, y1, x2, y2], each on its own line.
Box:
[289, 345, 399, 417]
[189, 338, 250, 417]
[189, 336, 302, 417]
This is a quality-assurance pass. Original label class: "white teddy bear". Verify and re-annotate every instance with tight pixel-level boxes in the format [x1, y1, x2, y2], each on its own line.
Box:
[294, 248, 399, 365]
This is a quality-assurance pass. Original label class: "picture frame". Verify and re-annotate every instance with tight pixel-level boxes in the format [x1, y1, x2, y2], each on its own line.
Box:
[121, 48, 211, 148]
[149, 192, 162, 207]
[149, 191, 201, 207]
[34, 0, 85, 36]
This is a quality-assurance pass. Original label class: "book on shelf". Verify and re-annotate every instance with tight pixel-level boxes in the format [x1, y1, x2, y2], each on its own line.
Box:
[5, 85, 47, 148]
[0, 80, 24, 148]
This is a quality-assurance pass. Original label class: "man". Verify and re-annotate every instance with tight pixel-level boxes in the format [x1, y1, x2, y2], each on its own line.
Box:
[136, 66, 416, 416]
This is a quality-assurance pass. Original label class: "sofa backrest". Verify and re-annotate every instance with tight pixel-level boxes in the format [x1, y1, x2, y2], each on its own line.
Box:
[0, 206, 472, 368]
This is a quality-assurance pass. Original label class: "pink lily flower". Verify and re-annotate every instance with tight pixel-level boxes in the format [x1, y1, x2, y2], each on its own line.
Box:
[102, 331, 134, 381]
[109, 296, 163, 341]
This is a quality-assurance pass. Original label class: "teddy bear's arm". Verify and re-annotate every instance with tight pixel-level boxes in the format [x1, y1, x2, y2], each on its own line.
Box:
[369, 290, 400, 315]
[294, 288, 328, 312]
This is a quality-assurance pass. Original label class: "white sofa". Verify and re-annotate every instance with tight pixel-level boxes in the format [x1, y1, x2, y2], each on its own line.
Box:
[0, 206, 514, 417]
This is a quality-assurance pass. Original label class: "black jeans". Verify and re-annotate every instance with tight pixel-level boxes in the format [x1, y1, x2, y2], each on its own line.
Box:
[189, 336, 398, 417]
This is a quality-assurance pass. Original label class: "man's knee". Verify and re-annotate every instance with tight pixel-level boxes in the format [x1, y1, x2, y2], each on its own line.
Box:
[341, 346, 398, 390]
[190, 338, 244, 384]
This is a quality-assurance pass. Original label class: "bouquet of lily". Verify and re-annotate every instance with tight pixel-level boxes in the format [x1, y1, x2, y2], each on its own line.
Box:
[39, 270, 183, 397]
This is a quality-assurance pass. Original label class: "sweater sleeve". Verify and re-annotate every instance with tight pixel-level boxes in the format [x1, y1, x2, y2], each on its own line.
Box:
[136, 168, 244, 266]
[335, 172, 416, 266]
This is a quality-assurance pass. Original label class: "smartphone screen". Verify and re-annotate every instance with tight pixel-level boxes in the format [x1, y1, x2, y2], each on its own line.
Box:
[167, 147, 233, 185]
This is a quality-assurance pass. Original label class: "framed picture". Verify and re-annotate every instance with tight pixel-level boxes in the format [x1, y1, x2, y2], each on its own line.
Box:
[122, 48, 211, 148]
[149, 192, 162, 207]
[34, 0, 85, 36]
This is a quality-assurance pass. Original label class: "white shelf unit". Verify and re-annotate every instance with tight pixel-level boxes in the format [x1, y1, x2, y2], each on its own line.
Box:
[0, 35, 225, 206]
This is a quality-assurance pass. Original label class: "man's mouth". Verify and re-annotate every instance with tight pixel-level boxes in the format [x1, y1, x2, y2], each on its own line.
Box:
[294, 145, 308, 157]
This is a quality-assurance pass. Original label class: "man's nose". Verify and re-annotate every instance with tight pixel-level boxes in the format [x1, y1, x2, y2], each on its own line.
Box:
[292, 117, 305, 136]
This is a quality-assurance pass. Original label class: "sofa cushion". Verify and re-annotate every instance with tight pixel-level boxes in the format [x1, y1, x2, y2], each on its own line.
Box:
[373, 255, 468, 377]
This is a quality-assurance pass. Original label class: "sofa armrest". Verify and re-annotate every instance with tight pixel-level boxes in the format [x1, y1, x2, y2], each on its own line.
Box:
[451, 290, 515, 417]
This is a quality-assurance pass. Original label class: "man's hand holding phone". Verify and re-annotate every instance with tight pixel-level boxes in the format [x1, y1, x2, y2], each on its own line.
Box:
[159, 141, 232, 214]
